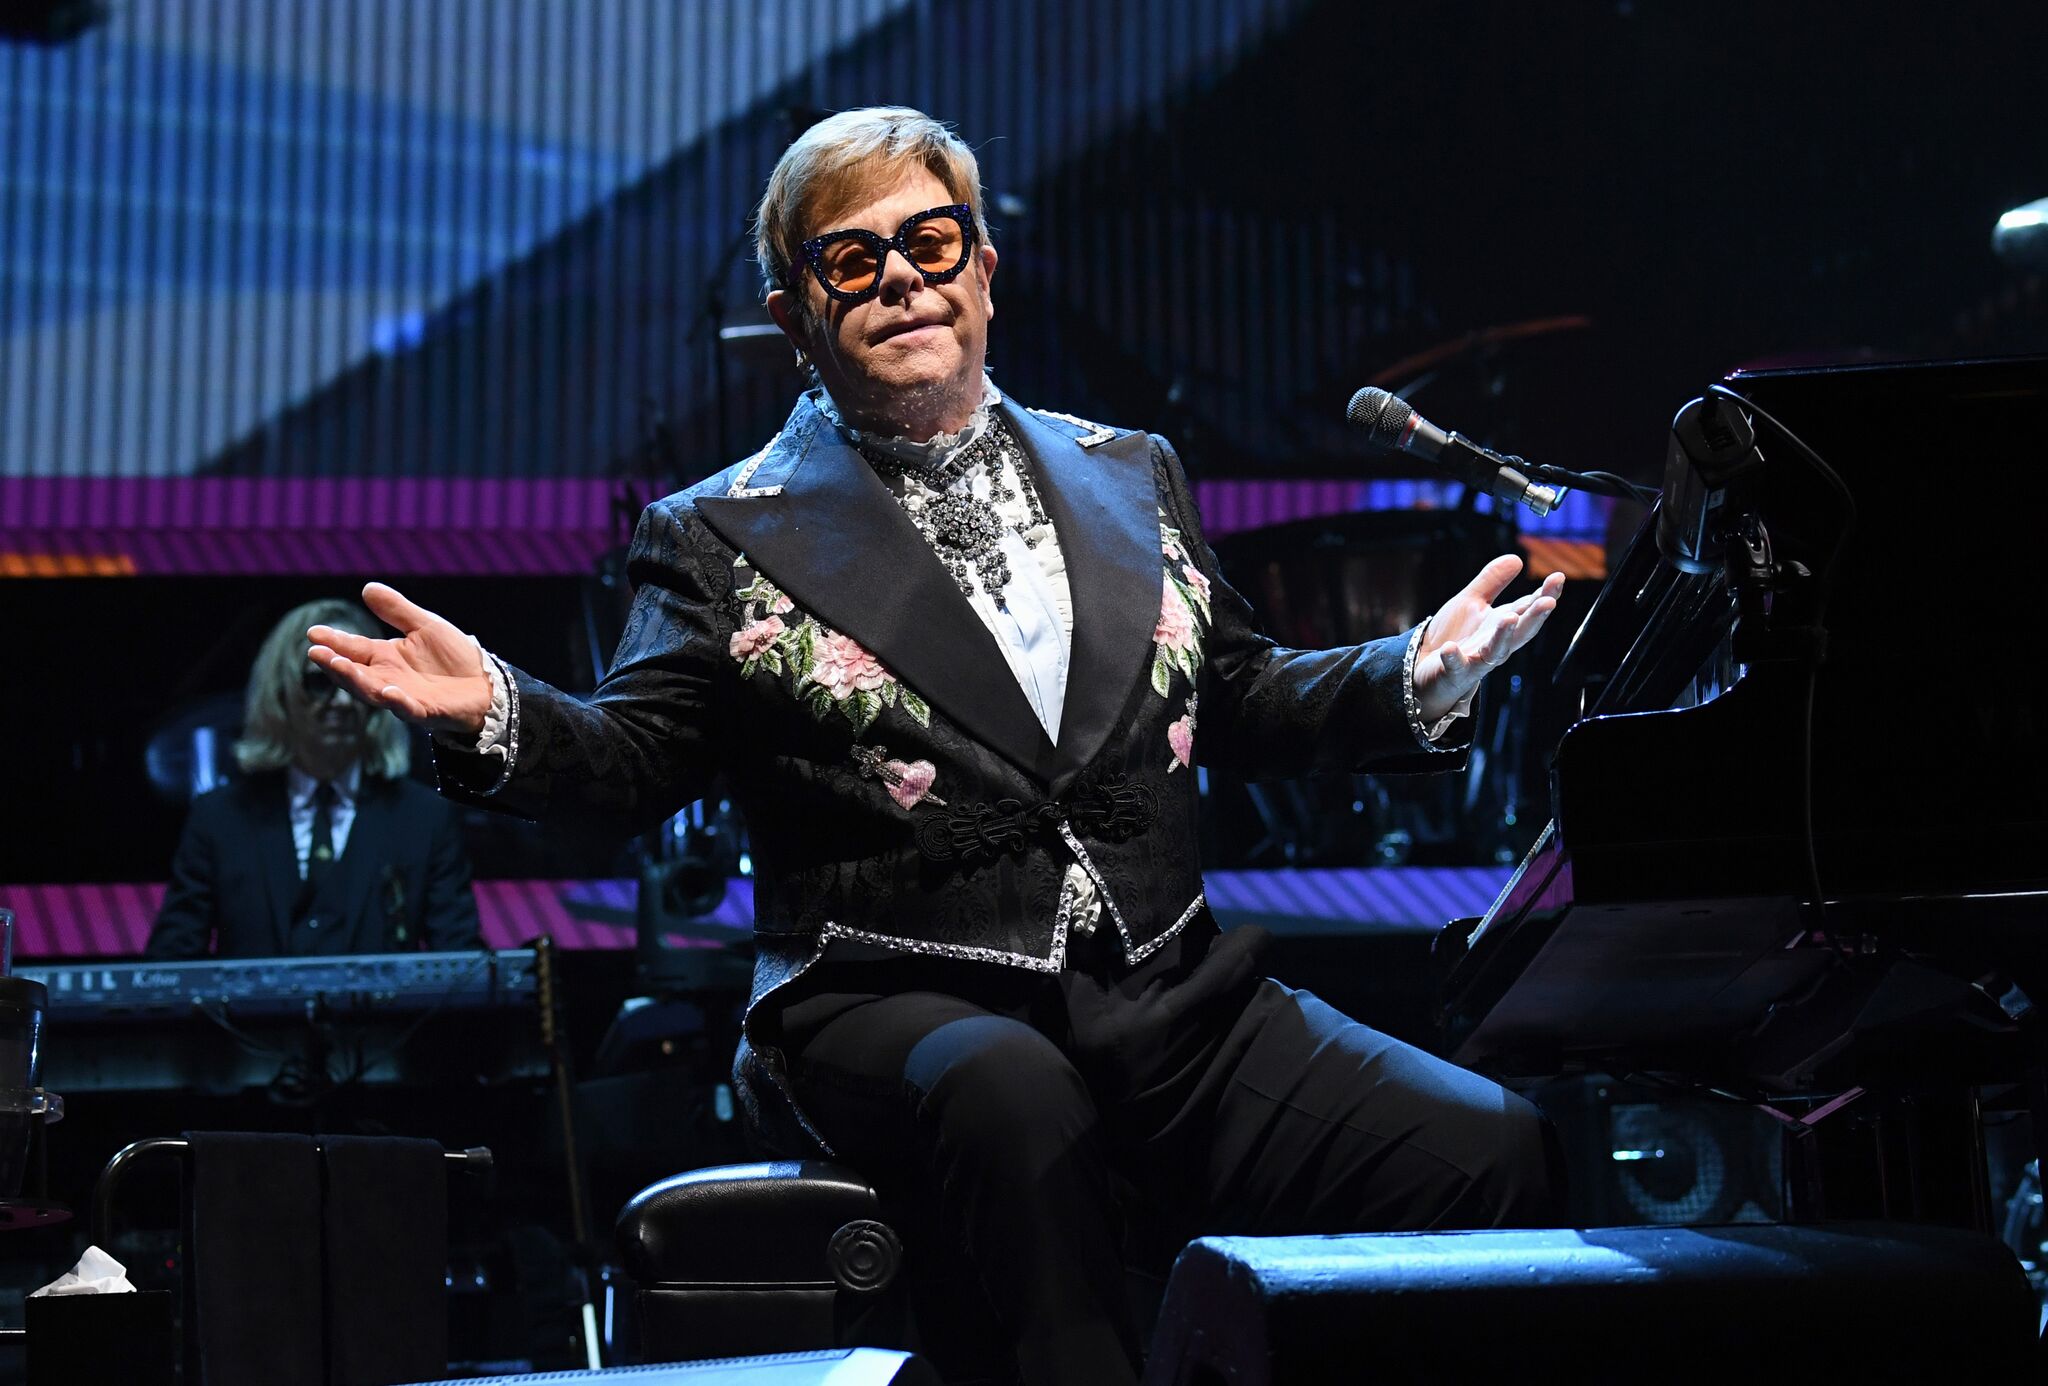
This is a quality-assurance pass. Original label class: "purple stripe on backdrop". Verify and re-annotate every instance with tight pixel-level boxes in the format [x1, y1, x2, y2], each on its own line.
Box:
[5, 869, 1509, 958]
[472, 880, 551, 951]
[3, 879, 648, 959]
[1359, 859, 1458, 925]
[0, 479, 628, 577]
[1201, 867, 1511, 931]
[86, 884, 139, 956]
[1, 477, 1609, 578]
[1282, 868, 1364, 923]
[9, 528, 624, 577]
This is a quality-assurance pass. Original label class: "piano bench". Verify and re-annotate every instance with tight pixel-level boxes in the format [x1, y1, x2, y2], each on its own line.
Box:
[615, 1162, 909, 1363]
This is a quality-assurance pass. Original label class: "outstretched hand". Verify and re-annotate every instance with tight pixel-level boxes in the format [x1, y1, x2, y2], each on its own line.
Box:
[307, 583, 493, 738]
[1411, 554, 1564, 725]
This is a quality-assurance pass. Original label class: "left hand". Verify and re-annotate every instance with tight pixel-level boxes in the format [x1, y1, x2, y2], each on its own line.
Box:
[1412, 554, 1564, 724]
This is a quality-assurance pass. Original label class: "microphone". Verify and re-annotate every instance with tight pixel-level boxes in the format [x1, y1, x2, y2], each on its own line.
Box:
[1346, 386, 1562, 517]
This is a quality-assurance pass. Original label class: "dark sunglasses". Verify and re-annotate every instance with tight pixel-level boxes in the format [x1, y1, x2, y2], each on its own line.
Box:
[798, 204, 977, 305]
[300, 666, 348, 701]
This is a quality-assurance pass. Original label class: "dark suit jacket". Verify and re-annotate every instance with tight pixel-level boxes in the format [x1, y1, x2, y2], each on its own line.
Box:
[147, 771, 484, 958]
[437, 391, 1467, 1154]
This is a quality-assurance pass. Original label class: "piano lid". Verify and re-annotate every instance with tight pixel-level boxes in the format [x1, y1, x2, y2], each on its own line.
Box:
[1541, 355, 2048, 904]
[1440, 357, 2048, 1084]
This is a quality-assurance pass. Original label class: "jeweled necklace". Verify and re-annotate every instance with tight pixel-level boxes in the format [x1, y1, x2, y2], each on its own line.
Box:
[864, 418, 1050, 610]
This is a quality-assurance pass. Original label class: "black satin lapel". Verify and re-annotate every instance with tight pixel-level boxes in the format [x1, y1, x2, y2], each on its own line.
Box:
[254, 778, 300, 954]
[696, 408, 1058, 781]
[1002, 403, 1163, 796]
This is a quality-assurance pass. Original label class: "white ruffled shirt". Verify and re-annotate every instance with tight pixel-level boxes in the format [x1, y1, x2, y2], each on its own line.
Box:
[820, 378, 1073, 743]
[821, 378, 1106, 934]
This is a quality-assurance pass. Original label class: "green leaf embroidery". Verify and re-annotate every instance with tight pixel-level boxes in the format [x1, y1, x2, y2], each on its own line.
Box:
[806, 685, 837, 719]
[847, 689, 882, 734]
[1158, 515, 1186, 560]
[740, 655, 760, 680]
[786, 623, 817, 681]
[879, 682, 898, 707]
[1151, 647, 1174, 697]
[761, 648, 784, 676]
[901, 689, 931, 727]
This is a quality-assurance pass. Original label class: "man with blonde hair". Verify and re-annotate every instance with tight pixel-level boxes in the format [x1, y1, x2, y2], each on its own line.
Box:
[312, 108, 1564, 1383]
[148, 600, 481, 959]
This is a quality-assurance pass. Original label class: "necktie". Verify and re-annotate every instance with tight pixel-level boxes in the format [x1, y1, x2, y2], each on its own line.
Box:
[307, 780, 337, 890]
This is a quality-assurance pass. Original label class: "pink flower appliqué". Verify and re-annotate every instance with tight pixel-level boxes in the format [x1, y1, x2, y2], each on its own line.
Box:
[812, 629, 891, 699]
[1180, 563, 1211, 603]
[1154, 578, 1198, 653]
[883, 759, 938, 809]
[729, 615, 784, 661]
[1167, 715, 1195, 771]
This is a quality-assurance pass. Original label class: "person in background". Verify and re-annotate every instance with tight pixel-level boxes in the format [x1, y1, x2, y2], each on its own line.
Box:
[147, 599, 482, 959]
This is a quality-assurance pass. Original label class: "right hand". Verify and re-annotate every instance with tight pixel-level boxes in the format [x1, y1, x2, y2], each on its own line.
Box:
[307, 583, 493, 738]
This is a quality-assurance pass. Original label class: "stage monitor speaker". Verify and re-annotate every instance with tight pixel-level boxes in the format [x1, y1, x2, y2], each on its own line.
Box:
[399, 1347, 937, 1386]
[1530, 1074, 1785, 1226]
[1142, 1223, 2038, 1384]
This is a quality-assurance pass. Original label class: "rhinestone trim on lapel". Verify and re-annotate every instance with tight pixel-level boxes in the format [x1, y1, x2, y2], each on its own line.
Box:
[726, 431, 786, 498]
[1028, 408, 1118, 448]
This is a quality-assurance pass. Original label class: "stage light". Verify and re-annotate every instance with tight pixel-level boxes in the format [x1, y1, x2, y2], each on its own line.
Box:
[1992, 197, 2048, 271]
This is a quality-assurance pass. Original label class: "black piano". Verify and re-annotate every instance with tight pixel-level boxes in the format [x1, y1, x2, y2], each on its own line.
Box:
[1437, 356, 2048, 1223]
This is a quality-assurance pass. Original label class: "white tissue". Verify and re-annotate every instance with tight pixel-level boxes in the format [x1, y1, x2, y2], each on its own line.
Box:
[29, 1245, 136, 1296]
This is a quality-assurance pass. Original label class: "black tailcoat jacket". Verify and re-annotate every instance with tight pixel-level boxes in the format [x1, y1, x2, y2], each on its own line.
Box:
[438, 392, 1465, 1156]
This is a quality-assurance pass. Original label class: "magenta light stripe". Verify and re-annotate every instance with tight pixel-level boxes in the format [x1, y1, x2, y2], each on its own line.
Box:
[7, 478, 1417, 574]
[508, 881, 564, 947]
[584, 920, 636, 949]
[7, 879, 648, 958]
[113, 884, 155, 952]
[477, 880, 553, 950]
[47, 888, 96, 949]
[0, 479, 628, 532]
[77, 884, 119, 956]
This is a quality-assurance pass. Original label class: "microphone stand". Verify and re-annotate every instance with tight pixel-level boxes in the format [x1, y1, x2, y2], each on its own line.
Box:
[692, 224, 758, 468]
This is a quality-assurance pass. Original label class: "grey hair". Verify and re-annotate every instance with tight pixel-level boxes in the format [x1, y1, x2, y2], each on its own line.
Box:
[233, 599, 411, 779]
[754, 106, 990, 333]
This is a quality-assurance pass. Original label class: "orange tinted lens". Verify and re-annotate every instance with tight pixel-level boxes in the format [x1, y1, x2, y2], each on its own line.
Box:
[904, 216, 965, 273]
[821, 240, 880, 292]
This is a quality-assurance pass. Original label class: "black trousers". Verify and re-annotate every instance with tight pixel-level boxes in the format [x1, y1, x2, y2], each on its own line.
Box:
[778, 916, 1560, 1386]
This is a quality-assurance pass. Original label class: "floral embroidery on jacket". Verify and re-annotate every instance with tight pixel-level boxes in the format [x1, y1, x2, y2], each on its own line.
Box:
[1152, 514, 1212, 697]
[1167, 692, 1198, 772]
[730, 557, 932, 734]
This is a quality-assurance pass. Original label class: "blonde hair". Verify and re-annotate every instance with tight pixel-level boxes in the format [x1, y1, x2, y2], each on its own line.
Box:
[755, 106, 990, 327]
[234, 599, 410, 779]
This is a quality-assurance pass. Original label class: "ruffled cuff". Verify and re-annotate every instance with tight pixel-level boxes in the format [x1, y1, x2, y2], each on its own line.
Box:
[474, 638, 511, 759]
[1402, 621, 1476, 751]
[431, 639, 517, 796]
